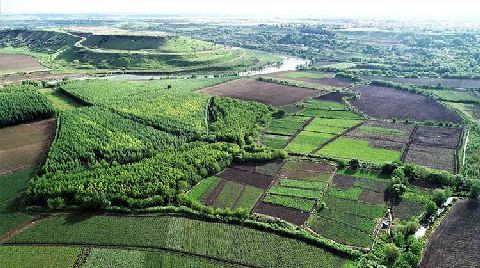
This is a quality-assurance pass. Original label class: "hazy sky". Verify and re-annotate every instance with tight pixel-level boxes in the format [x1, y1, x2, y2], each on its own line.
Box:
[2, 0, 480, 19]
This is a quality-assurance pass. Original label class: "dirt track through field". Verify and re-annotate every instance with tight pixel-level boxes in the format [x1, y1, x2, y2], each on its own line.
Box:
[0, 119, 55, 175]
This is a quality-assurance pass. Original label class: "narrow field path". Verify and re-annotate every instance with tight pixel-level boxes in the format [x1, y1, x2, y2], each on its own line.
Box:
[0, 214, 51, 244]
[400, 125, 418, 162]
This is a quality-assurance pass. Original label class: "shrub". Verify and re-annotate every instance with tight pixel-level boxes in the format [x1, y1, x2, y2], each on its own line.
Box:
[432, 189, 449, 206]
[469, 181, 480, 199]
[384, 243, 400, 265]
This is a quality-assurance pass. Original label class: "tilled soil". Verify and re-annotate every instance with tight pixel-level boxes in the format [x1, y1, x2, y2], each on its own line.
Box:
[281, 161, 336, 173]
[332, 175, 356, 189]
[219, 168, 275, 189]
[358, 189, 387, 205]
[404, 144, 456, 173]
[0, 119, 55, 175]
[351, 85, 462, 123]
[198, 79, 318, 107]
[422, 200, 480, 268]
[412, 126, 462, 149]
[314, 92, 351, 103]
[0, 54, 47, 74]
[253, 201, 310, 226]
[345, 131, 410, 144]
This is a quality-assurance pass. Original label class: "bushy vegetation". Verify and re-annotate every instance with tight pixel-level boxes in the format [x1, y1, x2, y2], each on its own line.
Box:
[0, 29, 79, 52]
[60, 79, 223, 137]
[207, 97, 271, 144]
[42, 107, 185, 174]
[0, 84, 55, 127]
[30, 142, 237, 209]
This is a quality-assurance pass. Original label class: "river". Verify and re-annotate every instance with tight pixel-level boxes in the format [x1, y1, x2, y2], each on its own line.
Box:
[101, 56, 309, 81]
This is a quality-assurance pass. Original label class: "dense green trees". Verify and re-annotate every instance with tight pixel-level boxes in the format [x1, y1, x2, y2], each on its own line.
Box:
[31, 142, 236, 209]
[0, 84, 55, 127]
[43, 107, 185, 174]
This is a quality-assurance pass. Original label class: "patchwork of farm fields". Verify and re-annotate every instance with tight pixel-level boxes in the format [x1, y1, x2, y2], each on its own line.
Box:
[5, 214, 349, 268]
[1, 23, 477, 268]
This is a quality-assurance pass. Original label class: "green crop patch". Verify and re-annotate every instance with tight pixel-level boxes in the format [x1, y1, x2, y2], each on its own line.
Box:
[262, 134, 289, 149]
[83, 248, 235, 268]
[213, 180, 244, 208]
[0, 246, 80, 268]
[39, 88, 84, 111]
[318, 137, 401, 164]
[186, 176, 221, 203]
[279, 179, 327, 191]
[0, 167, 37, 237]
[306, 118, 363, 129]
[286, 131, 334, 154]
[304, 124, 347, 135]
[263, 194, 315, 212]
[304, 100, 348, 111]
[324, 195, 386, 219]
[316, 208, 378, 233]
[299, 109, 362, 119]
[268, 185, 323, 199]
[234, 186, 264, 211]
[357, 126, 407, 136]
[307, 215, 373, 248]
[266, 116, 309, 136]
[10, 215, 348, 268]
[329, 188, 363, 201]
[283, 71, 331, 79]
[423, 89, 480, 103]
[43, 107, 185, 174]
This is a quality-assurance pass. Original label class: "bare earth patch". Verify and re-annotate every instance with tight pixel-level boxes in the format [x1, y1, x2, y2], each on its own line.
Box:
[404, 144, 456, 173]
[253, 201, 310, 225]
[351, 85, 462, 123]
[422, 200, 480, 268]
[198, 79, 318, 107]
[0, 119, 55, 175]
[412, 126, 462, 149]
[219, 168, 275, 189]
[0, 54, 47, 75]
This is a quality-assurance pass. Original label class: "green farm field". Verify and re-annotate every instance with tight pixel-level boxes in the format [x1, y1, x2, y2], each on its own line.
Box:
[7, 215, 349, 268]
